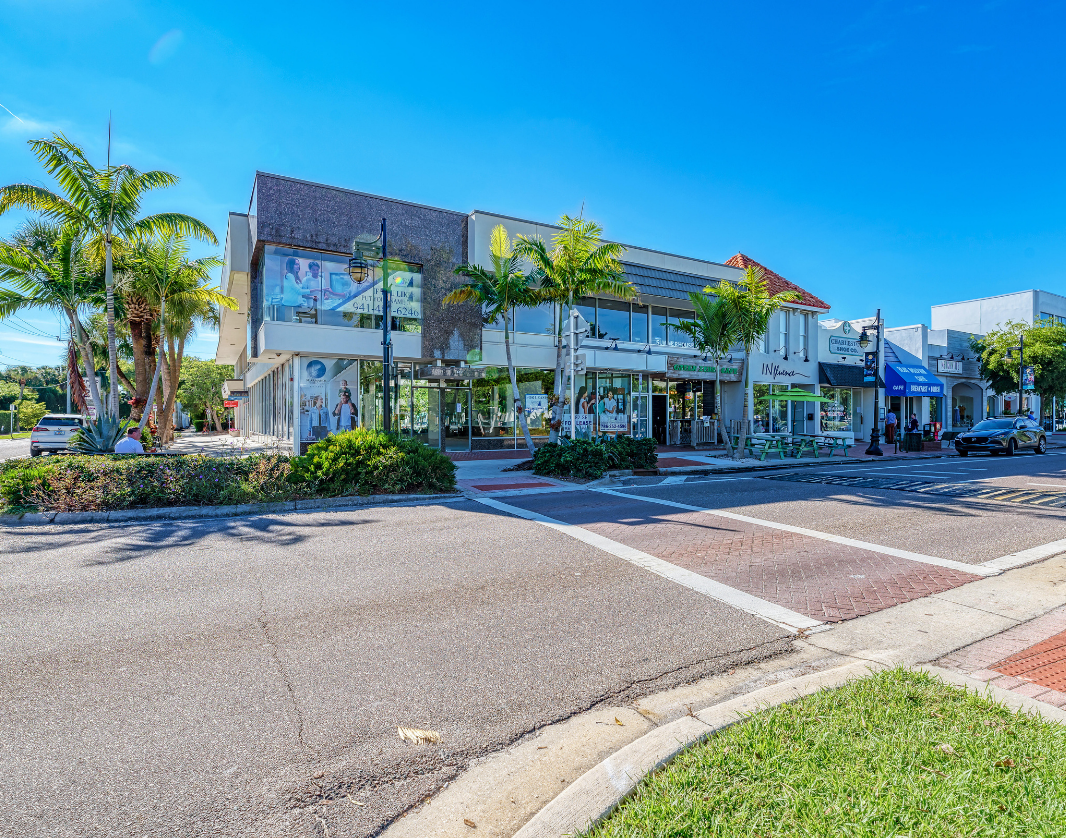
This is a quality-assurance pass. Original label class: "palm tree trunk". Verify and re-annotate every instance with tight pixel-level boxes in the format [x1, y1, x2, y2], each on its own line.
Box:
[128, 317, 148, 421]
[139, 298, 166, 433]
[160, 334, 181, 445]
[105, 237, 120, 420]
[717, 362, 735, 456]
[70, 313, 103, 418]
[505, 321, 536, 455]
[734, 349, 751, 460]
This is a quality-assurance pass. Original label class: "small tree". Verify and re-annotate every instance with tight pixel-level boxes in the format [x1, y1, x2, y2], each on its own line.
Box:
[973, 319, 1066, 412]
[670, 291, 741, 454]
[176, 358, 233, 432]
[16, 398, 48, 431]
[445, 225, 539, 454]
[707, 266, 799, 459]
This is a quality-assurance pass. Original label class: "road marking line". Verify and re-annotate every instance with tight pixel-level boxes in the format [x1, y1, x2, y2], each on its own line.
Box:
[659, 476, 687, 485]
[1027, 483, 1066, 489]
[591, 488, 1000, 577]
[470, 495, 823, 633]
[981, 537, 1066, 571]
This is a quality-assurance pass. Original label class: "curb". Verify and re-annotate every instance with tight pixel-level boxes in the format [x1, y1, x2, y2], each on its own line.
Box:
[512, 660, 881, 838]
[0, 491, 463, 527]
[653, 450, 957, 477]
[514, 660, 1066, 838]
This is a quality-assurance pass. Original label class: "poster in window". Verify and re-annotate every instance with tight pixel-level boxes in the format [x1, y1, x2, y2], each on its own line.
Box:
[299, 357, 359, 442]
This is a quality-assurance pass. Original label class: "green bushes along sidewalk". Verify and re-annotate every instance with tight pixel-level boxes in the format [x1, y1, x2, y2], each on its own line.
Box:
[532, 436, 658, 480]
[0, 429, 456, 513]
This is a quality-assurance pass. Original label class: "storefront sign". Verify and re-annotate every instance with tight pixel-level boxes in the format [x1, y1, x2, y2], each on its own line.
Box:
[759, 361, 811, 382]
[829, 336, 861, 356]
[415, 365, 487, 380]
[937, 358, 963, 374]
[224, 400, 239, 408]
[666, 356, 744, 381]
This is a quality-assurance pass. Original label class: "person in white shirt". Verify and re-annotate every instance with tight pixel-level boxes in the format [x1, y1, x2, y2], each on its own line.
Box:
[114, 426, 145, 454]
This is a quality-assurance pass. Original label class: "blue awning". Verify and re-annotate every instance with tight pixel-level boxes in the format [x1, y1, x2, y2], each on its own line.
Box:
[885, 363, 944, 397]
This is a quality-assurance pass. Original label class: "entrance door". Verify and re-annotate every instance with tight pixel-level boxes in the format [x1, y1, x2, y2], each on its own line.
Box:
[652, 394, 668, 444]
[442, 388, 470, 452]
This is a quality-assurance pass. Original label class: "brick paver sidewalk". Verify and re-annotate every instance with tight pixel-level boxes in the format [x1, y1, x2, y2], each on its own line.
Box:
[937, 606, 1066, 709]
[504, 492, 981, 622]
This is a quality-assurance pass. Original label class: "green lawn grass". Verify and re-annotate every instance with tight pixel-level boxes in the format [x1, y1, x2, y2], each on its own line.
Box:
[3, 432, 30, 439]
[586, 669, 1066, 837]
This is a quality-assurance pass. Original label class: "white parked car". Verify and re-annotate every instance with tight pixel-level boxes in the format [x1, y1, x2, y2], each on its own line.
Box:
[29, 414, 87, 457]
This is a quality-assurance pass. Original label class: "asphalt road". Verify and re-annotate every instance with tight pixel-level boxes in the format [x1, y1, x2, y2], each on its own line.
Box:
[2, 449, 1065, 837]
[0, 437, 30, 461]
[0, 500, 789, 838]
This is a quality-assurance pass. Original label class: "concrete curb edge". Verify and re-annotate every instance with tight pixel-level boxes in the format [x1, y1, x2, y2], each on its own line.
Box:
[0, 491, 463, 527]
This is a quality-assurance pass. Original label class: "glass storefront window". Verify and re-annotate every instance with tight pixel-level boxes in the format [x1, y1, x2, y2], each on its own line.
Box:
[754, 383, 792, 434]
[576, 297, 598, 339]
[472, 368, 515, 448]
[820, 387, 853, 434]
[299, 357, 360, 443]
[514, 302, 556, 336]
[598, 299, 631, 342]
[668, 309, 695, 348]
[632, 304, 649, 344]
[261, 245, 422, 333]
[597, 374, 631, 436]
[651, 306, 669, 347]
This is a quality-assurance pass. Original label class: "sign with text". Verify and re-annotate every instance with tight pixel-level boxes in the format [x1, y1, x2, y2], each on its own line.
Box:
[666, 357, 744, 381]
[937, 358, 963, 374]
[415, 365, 487, 380]
[829, 336, 861, 356]
[864, 352, 877, 383]
[758, 360, 811, 382]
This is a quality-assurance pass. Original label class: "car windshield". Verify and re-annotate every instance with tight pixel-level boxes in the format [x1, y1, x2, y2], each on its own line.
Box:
[971, 419, 1014, 431]
[40, 416, 82, 427]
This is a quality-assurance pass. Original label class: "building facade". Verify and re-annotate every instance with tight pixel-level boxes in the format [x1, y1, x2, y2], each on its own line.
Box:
[216, 173, 832, 452]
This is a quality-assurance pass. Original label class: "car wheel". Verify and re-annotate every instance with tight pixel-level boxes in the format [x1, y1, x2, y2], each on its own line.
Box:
[1005, 439, 1016, 456]
[1037, 436, 1047, 454]
[957, 449, 968, 457]
[30, 446, 40, 457]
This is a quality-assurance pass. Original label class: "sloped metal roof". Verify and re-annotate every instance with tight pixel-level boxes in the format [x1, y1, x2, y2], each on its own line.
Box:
[621, 262, 724, 302]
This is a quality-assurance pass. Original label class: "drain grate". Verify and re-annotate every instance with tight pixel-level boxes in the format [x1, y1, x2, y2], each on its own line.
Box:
[992, 629, 1066, 693]
[761, 473, 1066, 508]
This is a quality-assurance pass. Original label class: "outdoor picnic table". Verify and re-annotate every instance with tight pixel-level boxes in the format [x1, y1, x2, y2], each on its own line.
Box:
[730, 432, 789, 460]
[788, 433, 851, 458]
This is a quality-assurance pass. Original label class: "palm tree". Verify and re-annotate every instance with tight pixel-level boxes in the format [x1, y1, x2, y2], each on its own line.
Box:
[445, 224, 539, 455]
[706, 265, 799, 459]
[125, 234, 231, 437]
[0, 133, 217, 419]
[0, 220, 105, 416]
[670, 291, 742, 456]
[514, 214, 636, 442]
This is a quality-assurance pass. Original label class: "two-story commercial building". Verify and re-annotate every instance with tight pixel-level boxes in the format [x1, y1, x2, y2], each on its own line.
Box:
[215, 173, 832, 453]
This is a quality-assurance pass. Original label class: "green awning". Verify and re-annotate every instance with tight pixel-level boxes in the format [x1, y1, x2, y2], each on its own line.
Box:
[770, 388, 834, 403]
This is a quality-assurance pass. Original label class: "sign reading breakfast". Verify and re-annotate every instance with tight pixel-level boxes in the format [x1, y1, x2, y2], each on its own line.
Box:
[666, 357, 744, 381]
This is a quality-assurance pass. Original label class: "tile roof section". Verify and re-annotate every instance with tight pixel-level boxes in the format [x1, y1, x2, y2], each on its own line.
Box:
[620, 262, 727, 302]
[725, 253, 830, 310]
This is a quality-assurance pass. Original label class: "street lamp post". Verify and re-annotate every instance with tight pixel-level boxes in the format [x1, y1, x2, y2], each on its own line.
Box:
[348, 218, 392, 433]
[858, 309, 883, 457]
[1007, 333, 1024, 416]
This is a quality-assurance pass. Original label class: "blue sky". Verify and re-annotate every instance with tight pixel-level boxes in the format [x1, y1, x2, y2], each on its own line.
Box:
[2, 0, 1064, 369]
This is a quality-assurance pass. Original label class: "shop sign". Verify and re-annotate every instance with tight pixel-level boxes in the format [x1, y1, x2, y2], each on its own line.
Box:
[666, 356, 744, 381]
[937, 358, 963, 374]
[829, 336, 861, 356]
[759, 360, 812, 382]
[223, 400, 239, 408]
[415, 365, 487, 380]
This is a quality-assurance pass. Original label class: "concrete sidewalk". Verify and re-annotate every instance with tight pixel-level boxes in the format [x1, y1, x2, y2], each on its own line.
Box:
[384, 550, 1066, 838]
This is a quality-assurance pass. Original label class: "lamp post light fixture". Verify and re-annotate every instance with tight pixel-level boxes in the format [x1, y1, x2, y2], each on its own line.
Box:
[858, 309, 883, 456]
[349, 218, 393, 433]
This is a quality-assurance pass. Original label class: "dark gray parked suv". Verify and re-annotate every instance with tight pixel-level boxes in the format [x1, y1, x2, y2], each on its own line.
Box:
[954, 417, 1047, 457]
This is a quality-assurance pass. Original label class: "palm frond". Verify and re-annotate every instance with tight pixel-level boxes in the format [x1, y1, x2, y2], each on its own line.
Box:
[130, 213, 217, 244]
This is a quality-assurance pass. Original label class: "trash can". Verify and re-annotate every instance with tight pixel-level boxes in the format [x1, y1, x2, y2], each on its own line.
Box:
[903, 431, 924, 452]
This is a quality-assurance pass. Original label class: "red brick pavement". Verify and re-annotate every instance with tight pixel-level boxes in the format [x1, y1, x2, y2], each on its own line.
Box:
[936, 606, 1066, 709]
[503, 492, 980, 623]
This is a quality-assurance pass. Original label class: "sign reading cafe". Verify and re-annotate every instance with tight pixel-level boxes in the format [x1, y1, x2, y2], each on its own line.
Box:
[666, 357, 744, 381]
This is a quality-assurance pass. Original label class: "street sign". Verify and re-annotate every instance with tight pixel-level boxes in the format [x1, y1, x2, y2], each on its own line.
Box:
[566, 353, 587, 375]
[565, 309, 590, 349]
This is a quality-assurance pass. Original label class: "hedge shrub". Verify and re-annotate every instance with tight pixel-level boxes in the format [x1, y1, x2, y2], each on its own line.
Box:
[288, 429, 456, 496]
[532, 436, 658, 480]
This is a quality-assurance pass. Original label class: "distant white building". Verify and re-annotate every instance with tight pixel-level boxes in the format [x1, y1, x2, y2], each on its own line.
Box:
[931, 289, 1066, 421]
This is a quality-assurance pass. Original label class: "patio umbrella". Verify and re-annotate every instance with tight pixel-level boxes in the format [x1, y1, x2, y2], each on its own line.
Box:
[770, 388, 834, 402]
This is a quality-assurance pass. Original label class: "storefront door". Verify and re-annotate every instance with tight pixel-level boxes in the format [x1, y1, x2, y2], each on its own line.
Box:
[652, 394, 668, 444]
[442, 388, 471, 452]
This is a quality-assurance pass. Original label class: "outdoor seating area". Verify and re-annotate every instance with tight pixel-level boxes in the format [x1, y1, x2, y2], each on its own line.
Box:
[729, 431, 851, 461]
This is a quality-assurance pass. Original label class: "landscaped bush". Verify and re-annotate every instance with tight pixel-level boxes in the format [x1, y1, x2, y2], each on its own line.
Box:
[1, 454, 296, 512]
[288, 429, 456, 497]
[532, 436, 658, 480]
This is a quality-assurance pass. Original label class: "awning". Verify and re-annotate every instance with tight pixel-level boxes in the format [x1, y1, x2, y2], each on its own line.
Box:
[819, 362, 884, 389]
[885, 363, 944, 397]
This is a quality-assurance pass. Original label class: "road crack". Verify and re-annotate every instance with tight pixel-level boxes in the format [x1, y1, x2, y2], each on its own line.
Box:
[255, 580, 312, 755]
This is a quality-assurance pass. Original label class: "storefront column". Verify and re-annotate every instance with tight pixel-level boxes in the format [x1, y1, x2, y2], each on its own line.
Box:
[291, 354, 301, 454]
